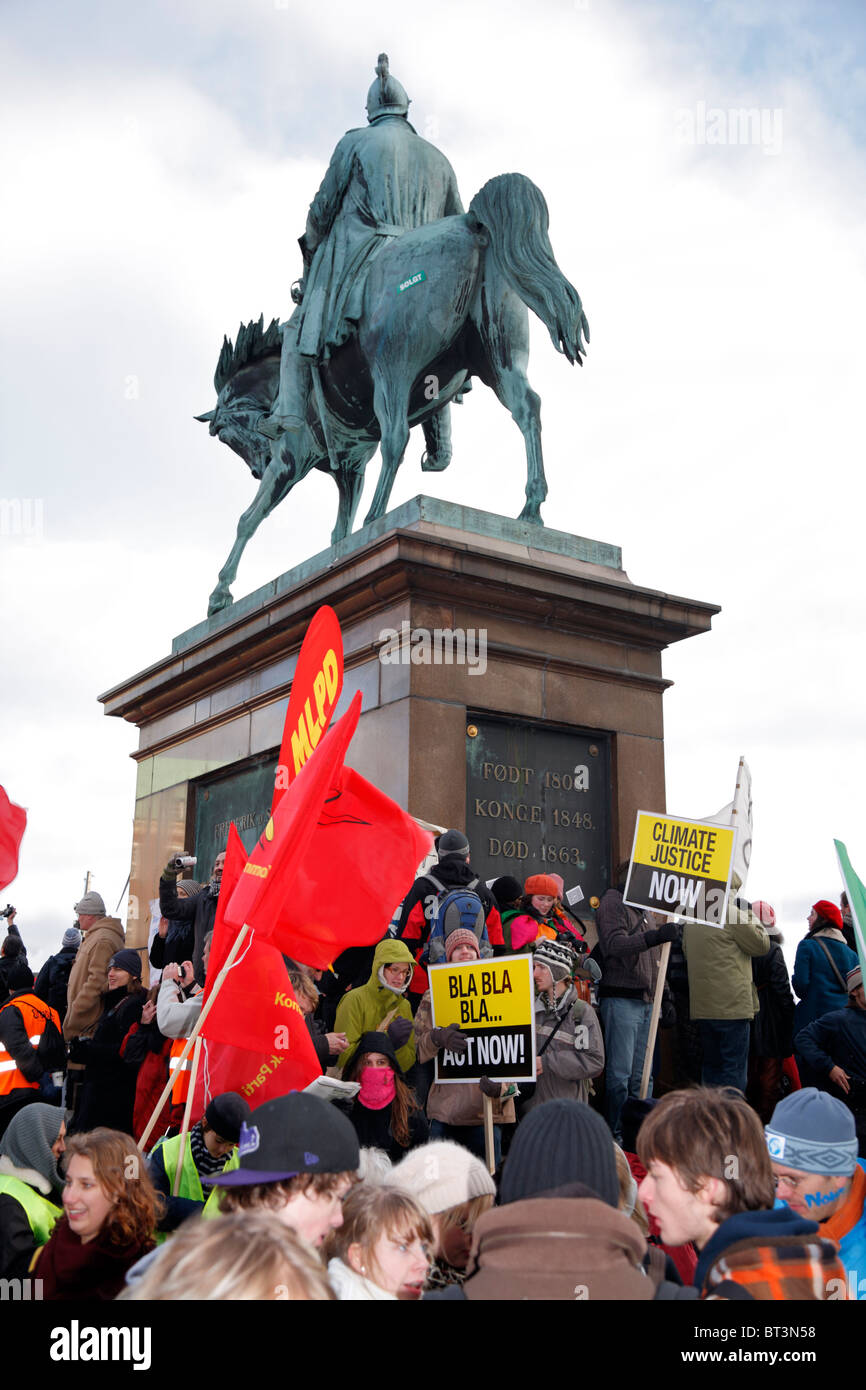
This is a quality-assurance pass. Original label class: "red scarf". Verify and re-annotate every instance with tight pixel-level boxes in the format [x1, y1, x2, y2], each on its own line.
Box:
[34, 1216, 152, 1301]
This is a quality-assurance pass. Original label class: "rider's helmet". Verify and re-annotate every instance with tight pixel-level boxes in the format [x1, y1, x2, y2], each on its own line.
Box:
[366, 53, 410, 122]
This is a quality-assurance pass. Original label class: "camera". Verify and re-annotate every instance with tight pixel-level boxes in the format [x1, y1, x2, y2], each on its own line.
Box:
[170, 855, 197, 872]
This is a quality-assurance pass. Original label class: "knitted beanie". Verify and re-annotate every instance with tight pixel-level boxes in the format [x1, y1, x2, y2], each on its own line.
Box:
[490, 876, 523, 910]
[765, 1088, 859, 1176]
[74, 891, 105, 917]
[532, 937, 576, 983]
[812, 899, 844, 930]
[500, 1099, 619, 1207]
[109, 948, 142, 979]
[438, 830, 470, 860]
[524, 874, 560, 899]
[847, 966, 862, 992]
[61, 927, 82, 949]
[751, 900, 776, 929]
[385, 1140, 495, 1214]
[445, 929, 480, 961]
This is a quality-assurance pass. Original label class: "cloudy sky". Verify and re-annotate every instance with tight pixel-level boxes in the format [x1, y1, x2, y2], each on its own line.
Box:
[2, 0, 864, 972]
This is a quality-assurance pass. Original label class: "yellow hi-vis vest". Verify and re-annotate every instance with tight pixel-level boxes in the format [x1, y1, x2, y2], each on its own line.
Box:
[151, 1135, 240, 1215]
[201, 1149, 240, 1218]
[0, 1174, 62, 1245]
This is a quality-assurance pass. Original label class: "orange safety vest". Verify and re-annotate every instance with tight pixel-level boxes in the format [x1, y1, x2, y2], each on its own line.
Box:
[168, 1039, 192, 1105]
[0, 994, 62, 1098]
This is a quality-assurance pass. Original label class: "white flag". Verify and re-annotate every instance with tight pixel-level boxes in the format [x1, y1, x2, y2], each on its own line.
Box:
[703, 757, 752, 891]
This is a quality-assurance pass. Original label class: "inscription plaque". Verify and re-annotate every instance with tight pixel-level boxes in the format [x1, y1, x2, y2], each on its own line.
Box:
[190, 750, 278, 867]
[465, 715, 611, 902]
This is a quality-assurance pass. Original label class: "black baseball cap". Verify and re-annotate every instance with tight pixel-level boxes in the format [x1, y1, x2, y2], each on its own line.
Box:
[209, 1091, 360, 1187]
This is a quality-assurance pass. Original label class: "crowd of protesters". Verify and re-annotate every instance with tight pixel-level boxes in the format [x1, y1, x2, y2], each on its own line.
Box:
[1, 836, 865, 1302]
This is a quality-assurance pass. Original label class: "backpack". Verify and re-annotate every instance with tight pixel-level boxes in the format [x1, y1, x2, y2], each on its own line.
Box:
[33, 1004, 67, 1072]
[422, 873, 492, 967]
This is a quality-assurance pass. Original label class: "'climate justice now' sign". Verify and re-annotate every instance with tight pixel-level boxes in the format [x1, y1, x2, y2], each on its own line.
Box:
[428, 954, 535, 1084]
[624, 811, 738, 927]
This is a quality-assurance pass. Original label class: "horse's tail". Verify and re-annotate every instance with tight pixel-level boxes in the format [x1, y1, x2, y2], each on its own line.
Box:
[468, 174, 589, 364]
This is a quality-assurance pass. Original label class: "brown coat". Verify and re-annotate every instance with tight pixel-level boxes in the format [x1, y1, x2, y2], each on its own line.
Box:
[63, 918, 125, 1040]
[414, 991, 515, 1127]
[461, 1197, 656, 1300]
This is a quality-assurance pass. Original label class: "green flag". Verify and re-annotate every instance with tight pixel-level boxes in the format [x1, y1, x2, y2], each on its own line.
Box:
[834, 839, 866, 985]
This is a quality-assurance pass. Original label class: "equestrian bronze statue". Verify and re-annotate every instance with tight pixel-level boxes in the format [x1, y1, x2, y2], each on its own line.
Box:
[197, 55, 589, 614]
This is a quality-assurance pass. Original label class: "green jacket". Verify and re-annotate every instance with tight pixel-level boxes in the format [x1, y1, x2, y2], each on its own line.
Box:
[683, 900, 769, 1020]
[335, 938, 416, 1073]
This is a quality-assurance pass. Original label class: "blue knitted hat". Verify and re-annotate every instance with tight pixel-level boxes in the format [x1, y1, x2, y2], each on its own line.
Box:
[765, 1088, 858, 1176]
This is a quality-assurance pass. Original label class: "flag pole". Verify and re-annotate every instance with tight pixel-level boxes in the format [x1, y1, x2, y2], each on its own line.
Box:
[139, 922, 251, 1151]
[483, 1092, 496, 1174]
[171, 1035, 203, 1197]
[639, 940, 670, 1101]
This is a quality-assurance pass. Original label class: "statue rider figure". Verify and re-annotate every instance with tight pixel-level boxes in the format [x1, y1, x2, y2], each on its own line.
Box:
[259, 55, 463, 471]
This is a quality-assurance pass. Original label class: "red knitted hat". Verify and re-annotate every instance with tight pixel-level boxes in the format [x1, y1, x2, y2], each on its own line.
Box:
[445, 929, 481, 961]
[524, 874, 560, 898]
[812, 900, 843, 930]
[751, 900, 776, 928]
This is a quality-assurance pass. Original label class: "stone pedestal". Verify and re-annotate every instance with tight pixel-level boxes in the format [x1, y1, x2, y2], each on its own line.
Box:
[100, 496, 718, 949]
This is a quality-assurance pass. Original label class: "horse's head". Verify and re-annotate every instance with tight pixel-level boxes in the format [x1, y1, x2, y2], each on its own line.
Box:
[195, 316, 282, 481]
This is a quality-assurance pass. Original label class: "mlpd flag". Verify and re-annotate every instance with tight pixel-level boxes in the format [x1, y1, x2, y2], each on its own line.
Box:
[272, 603, 343, 812]
[192, 823, 320, 1124]
[0, 786, 26, 893]
[226, 690, 433, 969]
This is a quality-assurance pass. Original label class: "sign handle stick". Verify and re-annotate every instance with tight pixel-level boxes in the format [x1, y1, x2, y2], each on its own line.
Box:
[483, 1091, 496, 1175]
[171, 1035, 202, 1197]
[639, 939, 671, 1101]
[139, 922, 251, 1151]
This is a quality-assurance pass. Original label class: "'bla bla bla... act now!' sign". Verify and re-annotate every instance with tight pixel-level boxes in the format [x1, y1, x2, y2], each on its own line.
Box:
[428, 954, 536, 1084]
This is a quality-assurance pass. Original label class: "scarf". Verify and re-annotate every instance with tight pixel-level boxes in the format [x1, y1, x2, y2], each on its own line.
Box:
[358, 1068, 396, 1110]
[189, 1121, 228, 1185]
[35, 1216, 152, 1301]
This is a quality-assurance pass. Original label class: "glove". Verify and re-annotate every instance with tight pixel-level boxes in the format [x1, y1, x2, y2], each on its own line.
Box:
[577, 956, 602, 984]
[478, 1076, 502, 1099]
[644, 921, 678, 947]
[430, 1024, 468, 1054]
[162, 853, 184, 878]
[387, 1016, 413, 1050]
[67, 1037, 92, 1064]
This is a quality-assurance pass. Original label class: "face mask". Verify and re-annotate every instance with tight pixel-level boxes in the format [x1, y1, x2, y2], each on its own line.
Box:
[359, 1067, 396, 1110]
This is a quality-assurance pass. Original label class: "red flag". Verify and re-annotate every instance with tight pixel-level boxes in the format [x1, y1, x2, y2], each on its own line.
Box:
[261, 764, 432, 967]
[191, 1035, 317, 1124]
[226, 691, 431, 968]
[192, 823, 320, 1123]
[0, 787, 26, 893]
[225, 692, 362, 934]
[273, 604, 343, 812]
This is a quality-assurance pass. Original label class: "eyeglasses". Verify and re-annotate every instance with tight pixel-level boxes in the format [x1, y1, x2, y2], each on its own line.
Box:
[773, 1172, 809, 1191]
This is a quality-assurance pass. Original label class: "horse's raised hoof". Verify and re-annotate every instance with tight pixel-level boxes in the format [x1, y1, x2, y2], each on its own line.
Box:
[207, 586, 233, 616]
[420, 447, 451, 473]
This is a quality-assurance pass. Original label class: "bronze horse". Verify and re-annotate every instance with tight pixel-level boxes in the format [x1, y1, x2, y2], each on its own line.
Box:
[198, 173, 589, 615]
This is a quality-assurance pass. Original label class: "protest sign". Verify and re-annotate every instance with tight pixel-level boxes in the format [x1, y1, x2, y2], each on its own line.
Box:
[429, 953, 535, 1084]
[624, 811, 737, 927]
